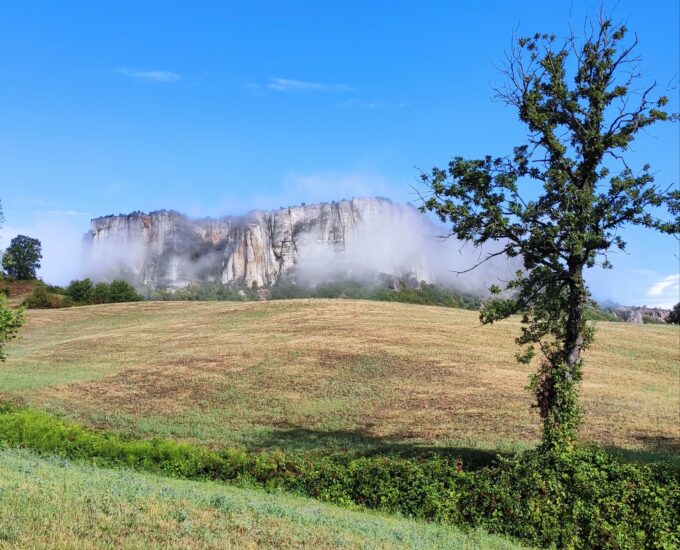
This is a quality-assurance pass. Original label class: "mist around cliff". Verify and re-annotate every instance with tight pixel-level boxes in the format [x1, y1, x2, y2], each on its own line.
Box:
[79, 199, 519, 296]
[294, 202, 518, 295]
[82, 239, 148, 283]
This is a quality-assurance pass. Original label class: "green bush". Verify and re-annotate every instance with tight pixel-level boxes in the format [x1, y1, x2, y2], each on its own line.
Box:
[45, 284, 67, 295]
[108, 280, 142, 302]
[150, 283, 258, 301]
[145, 279, 482, 310]
[269, 279, 482, 310]
[92, 282, 111, 304]
[66, 278, 94, 304]
[641, 314, 664, 325]
[63, 279, 142, 305]
[587, 302, 621, 322]
[22, 283, 70, 309]
[0, 287, 8, 297]
[0, 405, 676, 549]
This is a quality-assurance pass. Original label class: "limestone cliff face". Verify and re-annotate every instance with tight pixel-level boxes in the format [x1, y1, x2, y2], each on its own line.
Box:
[83, 198, 426, 289]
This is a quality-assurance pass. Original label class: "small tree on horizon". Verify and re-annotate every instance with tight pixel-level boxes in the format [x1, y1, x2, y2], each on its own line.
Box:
[420, 11, 678, 451]
[2, 235, 43, 280]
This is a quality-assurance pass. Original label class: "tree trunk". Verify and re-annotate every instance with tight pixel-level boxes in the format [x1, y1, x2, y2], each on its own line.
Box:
[540, 263, 587, 451]
[565, 267, 586, 372]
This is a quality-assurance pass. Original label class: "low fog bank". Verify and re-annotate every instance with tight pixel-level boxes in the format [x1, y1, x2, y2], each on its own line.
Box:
[295, 202, 518, 296]
[82, 238, 147, 284]
[77, 199, 520, 296]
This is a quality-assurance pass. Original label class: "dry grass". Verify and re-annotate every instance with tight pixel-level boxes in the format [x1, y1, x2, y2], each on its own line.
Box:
[1, 299, 678, 454]
[0, 279, 38, 307]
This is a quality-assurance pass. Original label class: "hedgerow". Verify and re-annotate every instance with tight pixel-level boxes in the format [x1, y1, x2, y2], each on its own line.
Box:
[0, 405, 677, 549]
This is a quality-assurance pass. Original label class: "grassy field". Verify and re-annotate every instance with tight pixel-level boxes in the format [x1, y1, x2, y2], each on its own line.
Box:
[0, 447, 523, 549]
[1, 299, 678, 457]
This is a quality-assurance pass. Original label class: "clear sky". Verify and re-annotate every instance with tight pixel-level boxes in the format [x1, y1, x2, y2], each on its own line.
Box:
[0, 1, 678, 306]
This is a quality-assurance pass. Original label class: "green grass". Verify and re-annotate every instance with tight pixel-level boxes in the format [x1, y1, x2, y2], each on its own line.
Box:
[0, 447, 524, 549]
[2, 300, 678, 458]
[1, 406, 676, 549]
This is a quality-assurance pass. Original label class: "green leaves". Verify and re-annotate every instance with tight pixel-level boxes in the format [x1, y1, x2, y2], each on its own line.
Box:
[0, 294, 25, 362]
[2, 235, 42, 280]
[421, 13, 678, 451]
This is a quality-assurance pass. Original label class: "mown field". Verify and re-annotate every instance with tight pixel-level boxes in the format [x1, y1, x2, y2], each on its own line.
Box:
[0, 447, 522, 549]
[1, 299, 678, 457]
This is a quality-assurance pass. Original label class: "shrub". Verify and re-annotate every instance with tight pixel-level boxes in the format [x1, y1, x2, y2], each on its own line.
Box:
[108, 280, 142, 302]
[0, 295, 25, 361]
[0, 405, 677, 549]
[66, 278, 95, 304]
[45, 284, 67, 295]
[641, 314, 664, 325]
[22, 284, 64, 309]
[587, 302, 620, 322]
[0, 287, 8, 297]
[62, 280, 141, 305]
[92, 282, 111, 304]
[268, 279, 482, 310]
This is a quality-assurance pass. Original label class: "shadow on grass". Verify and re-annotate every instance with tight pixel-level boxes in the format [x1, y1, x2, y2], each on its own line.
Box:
[604, 434, 680, 469]
[245, 423, 680, 470]
[247, 424, 514, 470]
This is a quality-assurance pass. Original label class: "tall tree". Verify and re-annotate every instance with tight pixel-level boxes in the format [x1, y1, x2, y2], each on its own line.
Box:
[420, 12, 678, 450]
[2, 235, 42, 280]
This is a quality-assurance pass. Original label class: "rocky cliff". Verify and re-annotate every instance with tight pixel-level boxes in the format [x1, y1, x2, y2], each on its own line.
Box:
[83, 198, 433, 289]
[613, 306, 671, 324]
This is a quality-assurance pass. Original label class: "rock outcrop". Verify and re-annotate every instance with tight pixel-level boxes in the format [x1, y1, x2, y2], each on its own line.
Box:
[614, 306, 671, 324]
[83, 198, 431, 289]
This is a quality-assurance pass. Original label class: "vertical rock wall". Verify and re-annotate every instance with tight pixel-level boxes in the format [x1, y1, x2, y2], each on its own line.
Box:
[83, 198, 422, 289]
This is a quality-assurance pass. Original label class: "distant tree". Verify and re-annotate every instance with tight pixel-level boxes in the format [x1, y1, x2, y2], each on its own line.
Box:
[2, 235, 42, 280]
[92, 282, 112, 304]
[108, 280, 142, 302]
[667, 303, 680, 325]
[66, 278, 95, 304]
[0, 201, 26, 360]
[420, 12, 678, 451]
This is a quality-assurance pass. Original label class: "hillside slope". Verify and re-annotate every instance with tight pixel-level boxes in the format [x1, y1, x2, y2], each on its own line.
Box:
[0, 448, 523, 549]
[1, 299, 677, 454]
[0, 279, 39, 307]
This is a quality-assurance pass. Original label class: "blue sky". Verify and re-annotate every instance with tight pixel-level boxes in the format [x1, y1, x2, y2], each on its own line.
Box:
[0, 1, 678, 306]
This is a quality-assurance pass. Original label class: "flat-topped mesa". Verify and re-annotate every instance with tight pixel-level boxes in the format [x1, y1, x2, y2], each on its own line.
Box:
[83, 198, 432, 289]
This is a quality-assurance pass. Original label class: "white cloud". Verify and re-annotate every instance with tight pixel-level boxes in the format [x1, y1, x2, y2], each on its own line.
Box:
[46, 210, 91, 218]
[646, 273, 680, 307]
[114, 68, 181, 83]
[648, 273, 679, 296]
[338, 98, 410, 110]
[265, 78, 351, 94]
